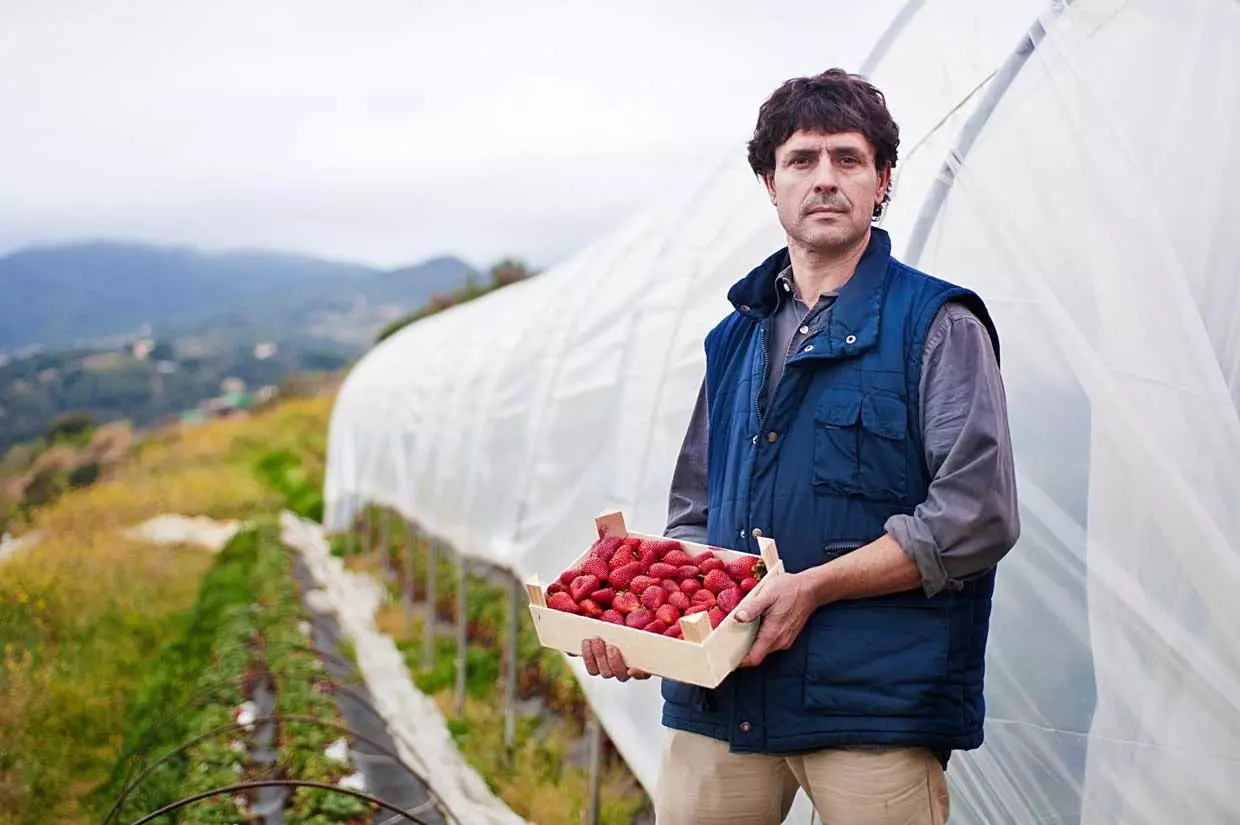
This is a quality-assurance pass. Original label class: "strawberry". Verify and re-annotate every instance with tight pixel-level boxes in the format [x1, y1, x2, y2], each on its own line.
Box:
[708, 606, 725, 628]
[612, 592, 640, 615]
[590, 587, 616, 606]
[609, 551, 635, 571]
[609, 562, 643, 591]
[569, 574, 600, 603]
[601, 609, 625, 625]
[579, 599, 604, 619]
[726, 556, 758, 583]
[625, 608, 653, 629]
[679, 579, 702, 596]
[668, 591, 691, 611]
[640, 587, 666, 611]
[648, 562, 679, 580]
[636, 544, 660, 572]
[662, 623, 684, 639]
[684, 604, 710, 616]
[691, 589, 716, 608]
[717, 587, 742, 614]
[642, 618, 670, 634]
[702, 569, 735, 595]
[649, 538, 683, 558]
[559, 567, 581, 586]
[621, 536, 642, 550]
[677, 564, 700, 581]
[662, 548, 692, 567]
[661, 579, 680, 594]
[548, 593, 579, 614]
[655, 604, 680, 625]
[546, 582, 565, 596]
[698, 556, 725, 574]
[581, 557, 611, 582]
[740, 577, 758, 595]
[628, 575, 659, 596]
[590, 535, 624, 561]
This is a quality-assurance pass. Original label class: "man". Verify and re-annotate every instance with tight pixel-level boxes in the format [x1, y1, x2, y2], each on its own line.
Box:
[581, 68, 1019, 824]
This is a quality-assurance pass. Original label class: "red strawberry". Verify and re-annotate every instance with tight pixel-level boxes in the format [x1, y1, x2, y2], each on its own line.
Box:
[581, 557, 611, 582]
[621, 536, 642, 550]
[668, 591, 691, 611]
[628, 575, 659, 596]
[691, 589, 716, 608]
[579, 599, 604, 619]
[699, 556, 725, 574]
[609, 562, 643, 591]
[601, 609, 625, 625]
[684, 604, 710, 616]
[662, 548, 692, 567]
[625, 608, 654, 629]
[609, 551, 635, 571]
[708, 607, 725, 628]
[636, 545, 659, 572]
[570, 574, 600, 603]
[649, 539, 682, 558]
[640, 587, 666, 611]
[612, 592, 640, 615]
[590, 587, 616, 606]
[655, 604, 680, 625]
[643, 618, 670, 634]
[677, 565, 700, 581]
[726, 556, 758, 582]
[590, 535, 624, 561]
[740, 577, 758, 595]
[548, 593, 579, 613]
[662, 623, 684, 639]
[680, 579, 702, 596]
[559, 567, 581, 586]
[648, 562, 679, 580]
[717, 587, 742, 614]
[661, 579, 680, 594]
[702, 569, 735, 595]
[546, 582, 565, 596]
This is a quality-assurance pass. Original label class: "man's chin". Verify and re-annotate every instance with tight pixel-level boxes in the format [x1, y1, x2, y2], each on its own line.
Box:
[791, 225, 866, 254]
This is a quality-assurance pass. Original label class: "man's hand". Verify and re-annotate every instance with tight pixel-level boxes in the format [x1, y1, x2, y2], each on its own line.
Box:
[580, 637, 651, 682]
[734, 570, 821, 667]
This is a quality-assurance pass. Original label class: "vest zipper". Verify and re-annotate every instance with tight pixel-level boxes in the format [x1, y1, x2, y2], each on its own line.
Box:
[754, 319, 770, 427]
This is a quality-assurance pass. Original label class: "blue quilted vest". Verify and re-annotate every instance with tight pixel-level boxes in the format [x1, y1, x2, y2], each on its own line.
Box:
[660, 228, 1000, 755]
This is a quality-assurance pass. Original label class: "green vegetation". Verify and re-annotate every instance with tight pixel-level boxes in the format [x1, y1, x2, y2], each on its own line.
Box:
[375, 257, 536, 344]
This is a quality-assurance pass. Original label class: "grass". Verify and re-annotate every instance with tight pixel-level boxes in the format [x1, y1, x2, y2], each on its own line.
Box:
[356, 519, 652, 825]
[0, 395, 335, 824]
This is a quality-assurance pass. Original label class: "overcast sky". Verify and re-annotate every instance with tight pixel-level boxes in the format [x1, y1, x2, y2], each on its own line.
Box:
[1, 1, 900, 270]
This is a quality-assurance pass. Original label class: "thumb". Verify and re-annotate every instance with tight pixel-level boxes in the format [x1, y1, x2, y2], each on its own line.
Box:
[734, 591, 770, 624]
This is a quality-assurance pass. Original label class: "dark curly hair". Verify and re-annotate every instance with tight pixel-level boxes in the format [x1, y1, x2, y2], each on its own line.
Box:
[747, 69, 900, 218]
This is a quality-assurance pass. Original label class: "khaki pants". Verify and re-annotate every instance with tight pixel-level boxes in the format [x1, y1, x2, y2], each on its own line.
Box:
[654, 728, 950, 825]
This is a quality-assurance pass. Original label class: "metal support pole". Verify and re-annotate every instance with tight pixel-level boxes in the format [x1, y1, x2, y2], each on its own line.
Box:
[403, 521, 415, 637]
[504, 576, 520, 754]
[454, 550, 468, 716]
[380, 509, 392, 582]
[423, 539, 437, 669]
[586, 711, 602, 825]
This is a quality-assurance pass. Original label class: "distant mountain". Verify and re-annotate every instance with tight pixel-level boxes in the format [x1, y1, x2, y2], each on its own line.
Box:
[0, 241, 477, 351]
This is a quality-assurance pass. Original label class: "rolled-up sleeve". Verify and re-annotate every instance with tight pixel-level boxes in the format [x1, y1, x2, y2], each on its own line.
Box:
[886, 302, 1020, 597]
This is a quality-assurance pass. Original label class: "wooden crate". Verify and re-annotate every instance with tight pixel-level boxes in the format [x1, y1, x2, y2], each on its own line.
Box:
[525, 510, 785, 688]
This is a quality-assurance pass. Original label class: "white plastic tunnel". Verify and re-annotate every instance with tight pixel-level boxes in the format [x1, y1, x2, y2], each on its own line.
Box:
[324, 1, 1240, 822]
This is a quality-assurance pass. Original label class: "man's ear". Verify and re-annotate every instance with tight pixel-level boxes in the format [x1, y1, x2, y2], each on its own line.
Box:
[875, 165, 892, 210]
[763, 173, 777, 205]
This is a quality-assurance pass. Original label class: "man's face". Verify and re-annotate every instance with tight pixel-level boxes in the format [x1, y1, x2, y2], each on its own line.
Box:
[764, 129, 890, 254]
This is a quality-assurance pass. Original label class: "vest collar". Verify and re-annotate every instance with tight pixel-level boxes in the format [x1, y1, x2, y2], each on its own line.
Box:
[728, 228, 893, 357]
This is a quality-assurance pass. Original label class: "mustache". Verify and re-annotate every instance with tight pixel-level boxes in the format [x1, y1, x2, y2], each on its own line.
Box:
[802, 195, 851, 215]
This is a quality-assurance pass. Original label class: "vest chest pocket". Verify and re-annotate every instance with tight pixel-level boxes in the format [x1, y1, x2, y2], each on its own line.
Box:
[812, 388, 909, 501]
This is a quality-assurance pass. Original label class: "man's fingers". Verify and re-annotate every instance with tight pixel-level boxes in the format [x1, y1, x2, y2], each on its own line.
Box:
[606, 644, 631, 682]
[735, 591, 770, 623]
[741, 630, 773, 668]
[629, 669, 652, 680]
[581, 639, 600, 676]
[589, 638, 616, 679]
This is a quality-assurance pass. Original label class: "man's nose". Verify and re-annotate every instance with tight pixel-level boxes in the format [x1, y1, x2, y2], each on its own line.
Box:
[811, 158, 838, 192]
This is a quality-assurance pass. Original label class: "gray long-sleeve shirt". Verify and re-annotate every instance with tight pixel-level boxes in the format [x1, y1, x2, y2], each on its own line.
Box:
[665, 267, 1019, 597]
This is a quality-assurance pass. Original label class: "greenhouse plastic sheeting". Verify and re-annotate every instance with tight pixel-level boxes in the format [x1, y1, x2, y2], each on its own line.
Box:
[324, 2, 1240, 822]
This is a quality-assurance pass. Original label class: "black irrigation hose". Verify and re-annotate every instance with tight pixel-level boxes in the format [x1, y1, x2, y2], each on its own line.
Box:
[124, 779, 432, 825]
[103, 714, 436, 825]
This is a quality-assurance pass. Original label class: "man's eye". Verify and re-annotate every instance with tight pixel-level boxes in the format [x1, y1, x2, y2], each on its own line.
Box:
[791, 157, 810, 167]
[838, 156, 858, 166]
